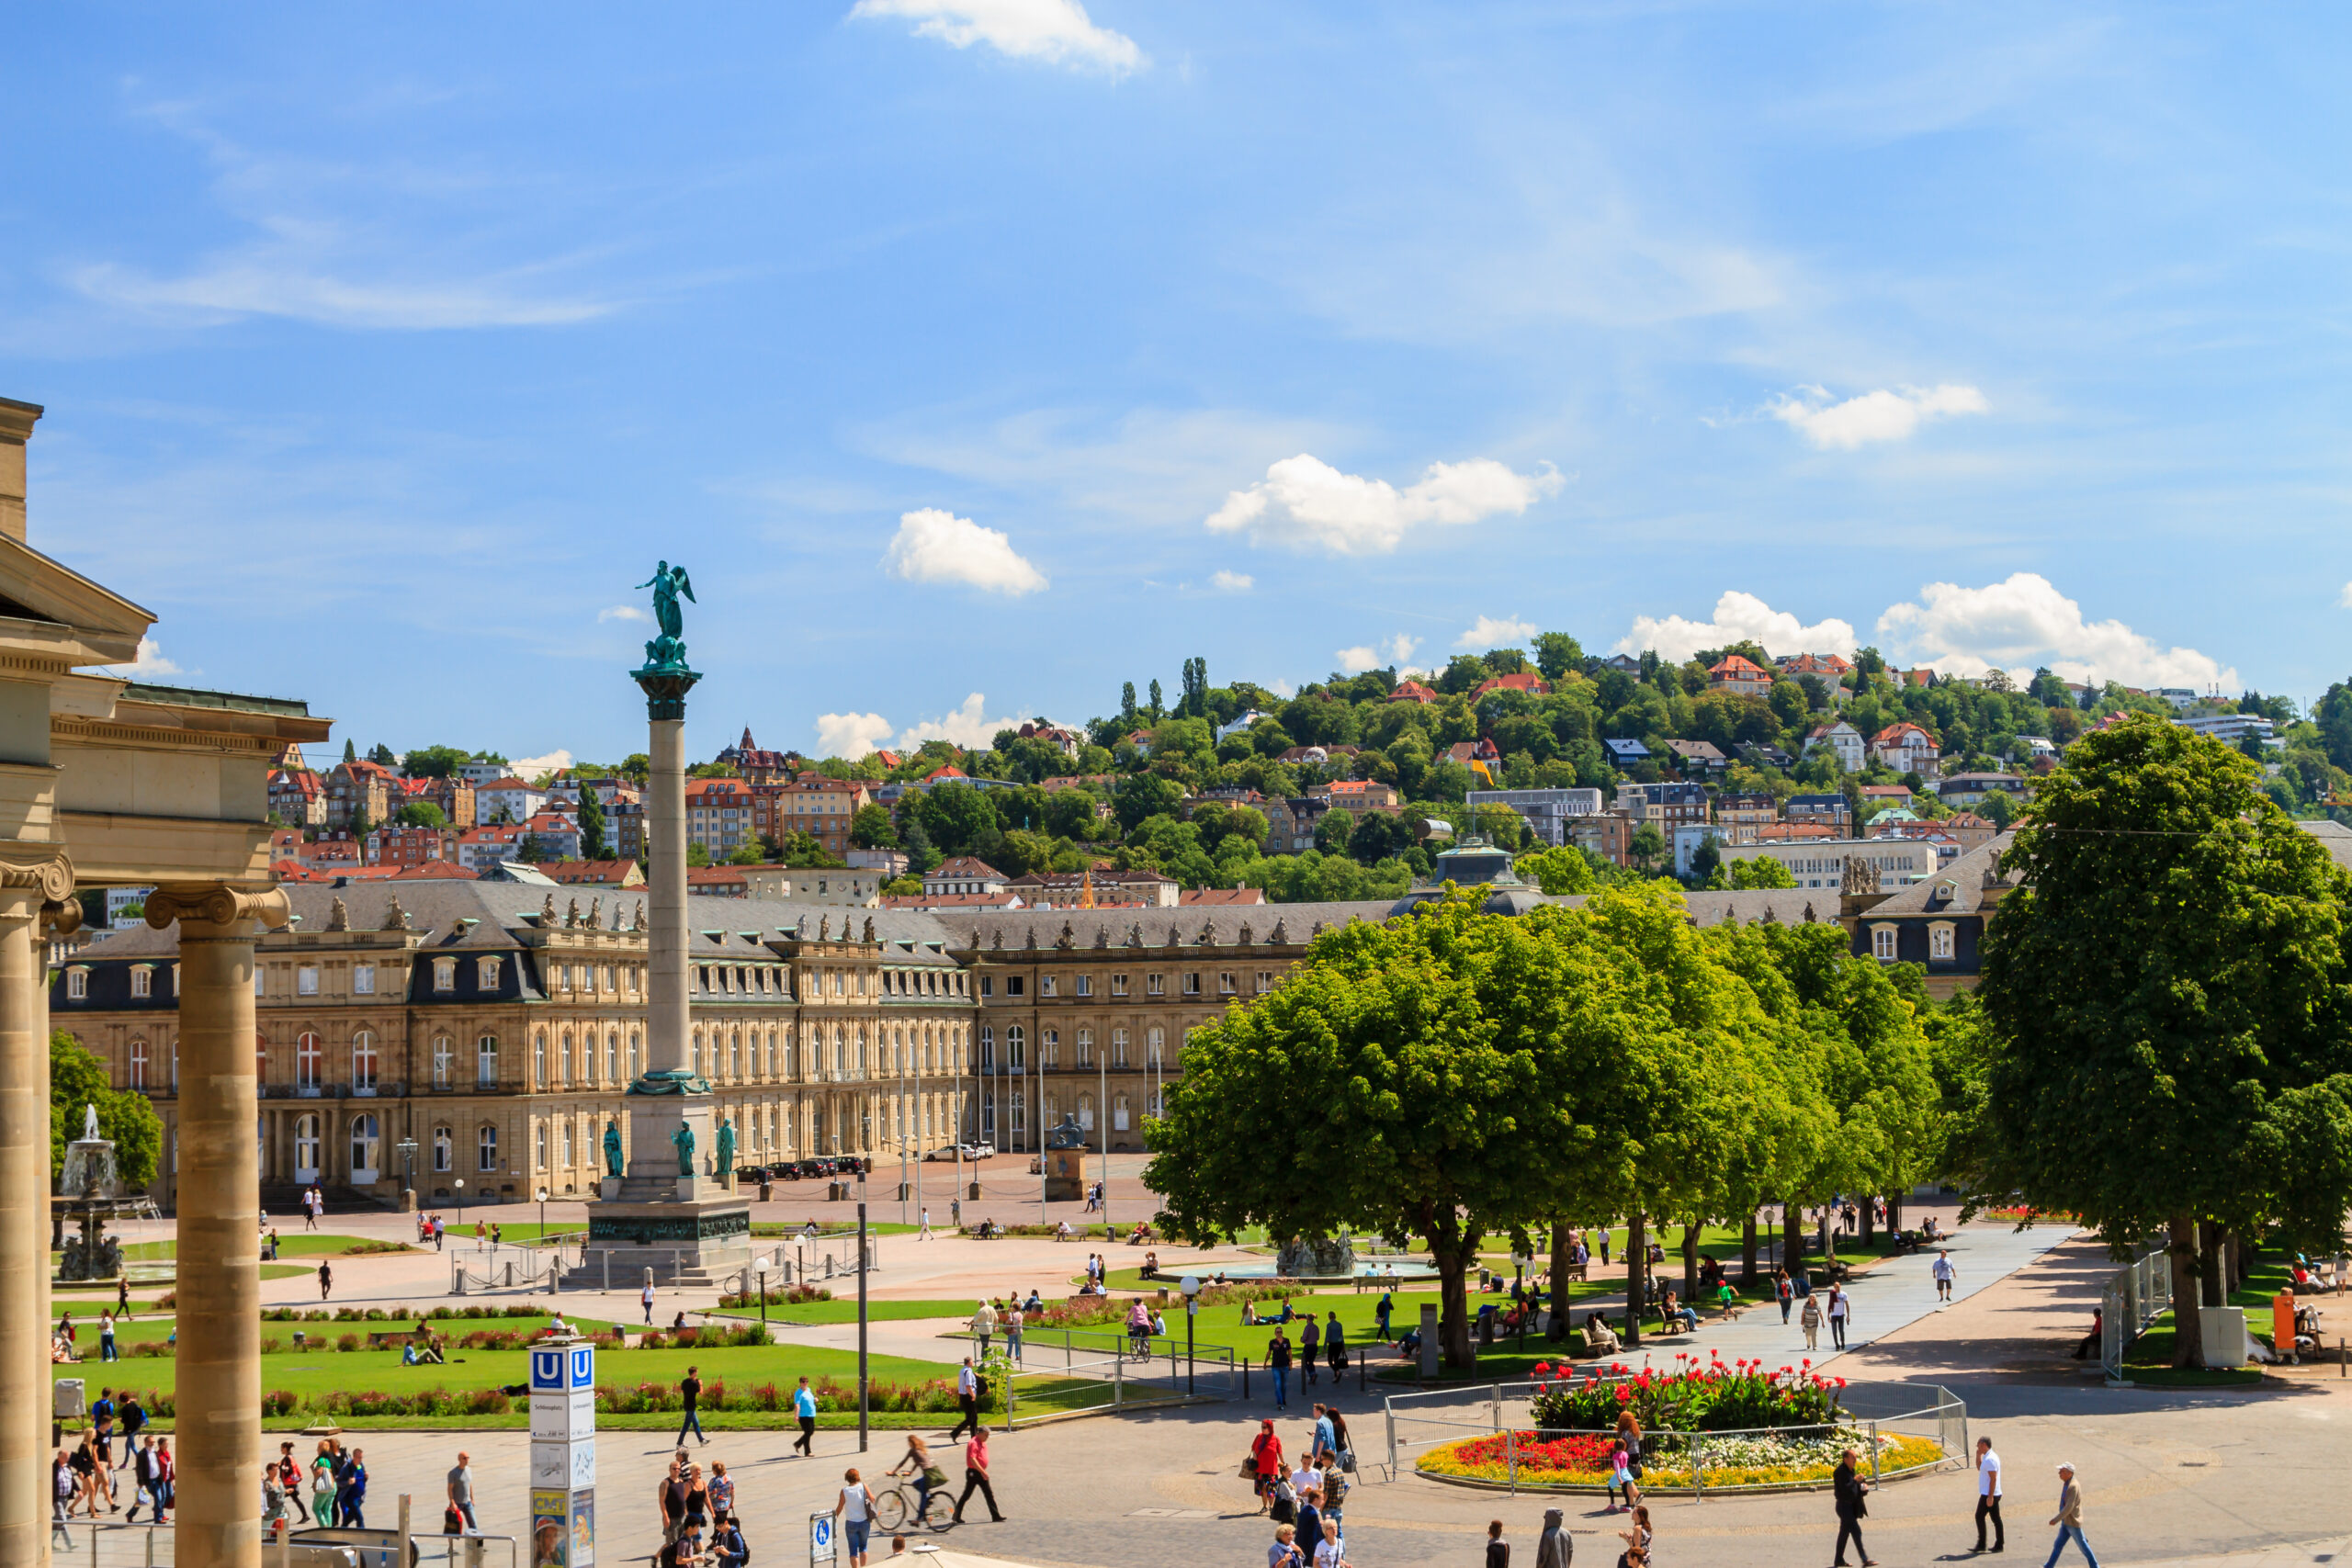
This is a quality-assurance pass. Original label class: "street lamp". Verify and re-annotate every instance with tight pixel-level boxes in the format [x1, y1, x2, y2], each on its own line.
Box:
[396, 1137, 418, 1208]
[1510, 1251, 1531, 1353]
[1180, 1274, 1201, 1395]
[537, 1187, 549, 1249]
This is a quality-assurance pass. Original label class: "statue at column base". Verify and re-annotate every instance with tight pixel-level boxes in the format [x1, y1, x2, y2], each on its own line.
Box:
[627, 1068, 714, 1096]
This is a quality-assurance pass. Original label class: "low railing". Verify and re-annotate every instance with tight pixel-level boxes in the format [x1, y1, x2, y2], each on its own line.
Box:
[45, 1513, 521, 1568]
[1001, 1335, 1238, 1427]
[2101, 1247, 2172, 1383]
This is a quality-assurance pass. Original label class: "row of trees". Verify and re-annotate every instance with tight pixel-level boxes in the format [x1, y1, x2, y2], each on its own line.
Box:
[1145, 881, 1939, 1368]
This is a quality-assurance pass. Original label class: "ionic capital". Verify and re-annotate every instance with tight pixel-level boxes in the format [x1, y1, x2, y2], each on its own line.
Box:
[145, 883, 293, 934]
[0, 844, 74, 904]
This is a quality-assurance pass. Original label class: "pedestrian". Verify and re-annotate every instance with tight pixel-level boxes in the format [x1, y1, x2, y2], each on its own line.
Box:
[117, 1276, 132, 1321]
[1801, 1292, 1823, 1350]
[949, 1357, 982, 1442]
[52, 1451, 75, 1551]
[1535, 1506, 1570, 1568]
[833, 1468, 876, 1568]
[1374, 1291, 1394, 1343]
[971, 1299, 997, 1359]
[921, 1208, 933, 1240]
[1775, 1267, 1793, 1325]
[153, 1438, 174, 1522]
[1005, 1302, 1023, 1365]
[1934, 1250, 1958, 1303]
[1973, 1436, 2004, 1553]
[952, 1425, 1004, 1523]
[1292, 1472, 1323, 1562]
[1618, 1503, 1653, 1566]
[1832, 1446, 1874, 1567]
[310, 1439, 337, 1528]
[90, 1390, 115, 1481]
[1487, 1517, 1510, 1568]
[337, 1447, 368, 1529]
[707, 1460, 735, 1522]
[2043, 1463, 2096, 1567]
[676, 1365, 708, 1446]
[1250, 1420, 1284, 1516]
[318, 1261, 333, 1302]
[1268, 1326, 1293, 1410]
[1269, 1522, 1305, 1568]
[659, 1458, 688, 1547]
[1608, 1411, 1643, 1513]
[1599, 1229, 1611, 1268]
[794, 1375, 820, 1456]
[447, 1450, 479, 1533]
[124, 1436, 161, 1523]
[1325, 1312, 1346, 1380]
[643, 1280, 657, 1325]
[1827, 1283, 1849, 1349]
[1315, 1517, 1351, 1568]
[950, 1197, 961, 1231]
[1299, 1312, 1320, 1386]
[118, 1392, 146, 1465]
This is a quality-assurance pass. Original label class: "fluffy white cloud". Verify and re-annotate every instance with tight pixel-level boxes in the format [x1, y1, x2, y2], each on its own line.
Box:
[1878, 573, 2237, 690]
[1768, 384, 1988, 449]
[597, 604, 650, 624]
[883, 508, 1048, 596]
[96, 637, 184, 680]
[1209, 570, 1254, 592]
[2339, 581, 2352, 609]
[1455, 615, 1537, 651]
[1205, 454, 1563, 556]
[815, 711, 896, 760]
[1334, 633, 1420, 675]
[895, 692, 1029, 750]
[847, 0, 1143, 74]
[1617, 592, 1857, 665]
[508, 749, 574, 784]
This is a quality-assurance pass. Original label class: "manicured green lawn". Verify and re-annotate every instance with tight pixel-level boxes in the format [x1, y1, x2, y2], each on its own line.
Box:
[713, 1299, 978, 1325]
[100, 1234, 420, 1262]
[2120, 1255, 2291, 1385]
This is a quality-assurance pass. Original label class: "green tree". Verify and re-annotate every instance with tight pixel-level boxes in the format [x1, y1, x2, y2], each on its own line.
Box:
[390, 802, 447, 830]
[1975, 714, 2352, 1366]
[1689, 833, 1723, 886]
[342, 739, 356, 762]
[578, 791, 610, 860]
[1977, 790, 2018, 829]
[1515, 846, 1599, 895]
[850, 803, 900, 850]
[51, 1029, 162, 1187]
[684, 840, 712, 868]
[1312, 807, 1355, 855]
[400, 745, 471, 779]
[728, 841, 763, 865]
[1112, 773, 1185, 834]
[1729, 856, 1797, 889]
[1532, 632, 1584, 683]
[1629, 823, 1665, 873]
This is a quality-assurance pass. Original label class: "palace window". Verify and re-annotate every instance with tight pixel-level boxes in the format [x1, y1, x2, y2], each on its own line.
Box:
[351, 1031, 379, 1091]
[1930, 925, 1954, 961]
[1182, 973, 1201, 997]
[534, 1032, 548, 1089]
[1046, 1029, 1063, 1068]
[1114, 1092, 1131, 1133]
[433, 1036, 453, 1089]
[294, 1115, 322, 1177]
[352, 964, 375, 996]
[1075, 975, 1092, 998]
[478, 1034, 499, 1088]
[1871, 926, 1897, 961]
[1039, 976, 1057, 998]
[1007, 1025, 1024, 1070]
[297, 966, 319, 997]
[297, 1032, 323, 1090]
[478, 1123, 499, 1173]
[433, 959, 456, 992]
[130, 966, 152, 998]
[479, 957, 501, 989]
[129, 1038, 148, 1089]
[65, 968, 87, 1000]
[433, 1126, 452, 1173]
[349, 1114, 380, 1178]
[535, 1122, 548, 1170]
[1218, 972, 1236, 996]
[1257, 972, 1274, 994]
[1146, 974, 1164, 997]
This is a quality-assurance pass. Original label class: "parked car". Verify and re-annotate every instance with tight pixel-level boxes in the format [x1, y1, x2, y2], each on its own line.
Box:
[959, 1143, 995, 1160]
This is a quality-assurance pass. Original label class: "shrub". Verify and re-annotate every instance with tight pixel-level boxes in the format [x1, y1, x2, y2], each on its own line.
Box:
[1526, 1356, 1843, 1435]
[263, 1390, 297, 1417]
[335, 1334, 361, 1353]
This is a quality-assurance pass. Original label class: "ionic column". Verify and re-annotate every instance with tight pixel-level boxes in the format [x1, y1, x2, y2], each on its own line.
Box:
[0, 849, 72, 1568]
[148, 883, 288, 1568]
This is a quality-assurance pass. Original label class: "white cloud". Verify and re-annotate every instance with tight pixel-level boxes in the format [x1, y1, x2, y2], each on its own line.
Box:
[895, 692, 1029, 750]
[73, 259, 612, 332]
[1877, 573, 2238, 690]
[1616, 592, 1858, 665]
[815, 711, 896, 760]
[2339, 581, 2352, 609]
[94, 637, 184, 681]
[1767, 384, 1988, 449]
[1334, 633, 1420, 675]
[1209, 570, 1253, 592]
[508, 749, 574, 784]
[597, 604, 650, 624]
[882, 508, 1048, 595]
[1205, 454, 1564, 556]
[1455, 615, 1537, 651]
[848, 0, 1144, 74]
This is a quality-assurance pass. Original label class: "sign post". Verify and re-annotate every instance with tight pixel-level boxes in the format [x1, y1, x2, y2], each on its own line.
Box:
[530, 1339, 598, 1566]
[809, 1512, 837, 1568]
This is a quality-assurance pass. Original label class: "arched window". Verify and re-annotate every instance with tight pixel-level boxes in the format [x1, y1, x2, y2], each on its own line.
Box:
[129, 1039, 148, 1089]
[433, 1126, 453, 1173]
[534, 1031, 548, 1089]
[831, 1026, 843, 1073]
[1113, 1092, 1132, 1133]
[1007, 1025, 1024, 1069]
[560, 1119, 575, 1168]
[729, 1029, 741, 1080]
[349, 1113, 380, 1180]
[535, 1121, 548, 1171]
[351, 1031, 379, 1091]
[478, 1123, 499, 1173]
[763, 1026, 775, 1078]
[605, 1031, 619, 1083]
[257, 1030, 269, 1082]
[477, 1034, 499, 1088]
[297, 1032, 322, 1090]
[294, 1114, 322, 1181]
[558, 1031, 572, 1087]
[628, 1029, 641, 1080]
[690, 1029, 702, 1077]
[978, 1026, 993, 1070]
[781, 1026, 794, 1077]
[1079, 1092, 1096, 1132]
[432, 1035, 453, 1089]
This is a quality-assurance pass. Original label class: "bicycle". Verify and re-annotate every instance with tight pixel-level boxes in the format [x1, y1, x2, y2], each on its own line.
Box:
[872, 1477, 955, 1531]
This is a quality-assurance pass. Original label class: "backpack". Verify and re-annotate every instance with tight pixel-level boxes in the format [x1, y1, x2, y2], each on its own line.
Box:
[972, 1374, 989, 1403]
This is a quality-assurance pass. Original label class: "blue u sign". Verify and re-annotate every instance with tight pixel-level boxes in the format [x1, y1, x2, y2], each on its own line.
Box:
[571, 1346, 594, 1389]
[531, 1349, 565, 1391]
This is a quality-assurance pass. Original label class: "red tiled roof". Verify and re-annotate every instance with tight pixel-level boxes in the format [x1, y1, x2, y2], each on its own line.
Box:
[1471, 671, 1553, 698]
[1388, 680, 1439, 704]
[1177, 887, 1266, 906]
[543, 860, 644, 885]
[924, 765, 968, 783]
[1708, 655, 1769, 677]
[392, 861, 478, 880]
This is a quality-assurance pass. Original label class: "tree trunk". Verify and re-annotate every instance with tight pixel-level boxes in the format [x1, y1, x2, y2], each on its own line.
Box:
[1859, 1198, 1876, 1247]
[1682, 1220, 1702, 1303]
[1740, 1213, 1758, 1286]
[1434, 1239, 1477, 1371]
[1885, 1193, 1904, 1234]
[2199, 1220, 2225, 1308]
[1821, 1204, 1838, 1265]
[1623, 1213, 1646, 1348]
[1548, 1221, 1571, 1340]
[1783, 1201, 1804, 1277]
[2168, 1214, 2205, 1370]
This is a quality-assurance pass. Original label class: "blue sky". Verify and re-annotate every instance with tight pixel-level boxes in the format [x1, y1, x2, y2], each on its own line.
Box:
[4, 3, 2347, 768]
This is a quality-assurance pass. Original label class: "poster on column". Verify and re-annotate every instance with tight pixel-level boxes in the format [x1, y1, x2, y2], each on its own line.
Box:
[532, 1489, 570, 1567]
[571, 1489, 596, 1568]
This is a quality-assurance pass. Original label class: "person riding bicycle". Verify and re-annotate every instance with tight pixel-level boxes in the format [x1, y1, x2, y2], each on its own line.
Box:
[1126, 1300, 1154, 1357]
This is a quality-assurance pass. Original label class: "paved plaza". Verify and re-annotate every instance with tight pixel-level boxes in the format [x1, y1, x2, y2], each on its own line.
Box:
[73, 1187, 2352, 1568]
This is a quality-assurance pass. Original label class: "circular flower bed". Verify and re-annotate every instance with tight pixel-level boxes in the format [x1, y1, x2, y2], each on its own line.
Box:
[1418, 1427, 1942, 1490]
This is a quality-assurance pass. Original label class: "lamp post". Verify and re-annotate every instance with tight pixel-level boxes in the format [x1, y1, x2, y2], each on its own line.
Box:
[396, 1136, 418, 1209]
[856, 1166, 870, 1453]
[1097, 1051, 1109, 1240]
[1180, 1274, 1201, 1395]
[453, 1177, 465, 1228]
[537, 1187, 549, 1248]
[755, 1256, 771, 1335]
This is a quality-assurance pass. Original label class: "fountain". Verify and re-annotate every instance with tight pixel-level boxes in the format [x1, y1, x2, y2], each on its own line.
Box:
[51, 1102, 157, 1281]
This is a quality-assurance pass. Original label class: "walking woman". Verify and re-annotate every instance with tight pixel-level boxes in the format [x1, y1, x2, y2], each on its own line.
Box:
[1826, 1284, 1850, 1350]
[1801, 1291, 1823, 1350]
[1609, 1411, 1644, 1514]
[1250, 1420, 1286, 1516]
[1775, 1268, 1793, 1325]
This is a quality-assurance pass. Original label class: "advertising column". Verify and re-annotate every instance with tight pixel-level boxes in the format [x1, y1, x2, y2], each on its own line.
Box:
[530, 1340, 597, 1567]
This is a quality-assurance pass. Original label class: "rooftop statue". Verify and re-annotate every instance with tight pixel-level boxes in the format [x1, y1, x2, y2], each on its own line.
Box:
[635, 560, 696, 673]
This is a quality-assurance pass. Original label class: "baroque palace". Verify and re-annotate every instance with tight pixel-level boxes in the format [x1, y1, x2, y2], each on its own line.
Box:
[52, 871, 1398, 1208]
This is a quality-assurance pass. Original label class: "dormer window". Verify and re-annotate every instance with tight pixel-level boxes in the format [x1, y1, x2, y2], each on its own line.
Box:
[434, 958, 457, 992]
[479, 957, 501, 989]
[65, 967, 88, 1001]
[130, 966, 152, 999]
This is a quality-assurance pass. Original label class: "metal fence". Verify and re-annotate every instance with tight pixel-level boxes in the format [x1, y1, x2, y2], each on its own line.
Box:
[1000, 1330, 1239, 1427]
[1380, 1377, 1967, 1495]
[2101, 1247, 2173, 1383]
[45, 1517, 519, 1568]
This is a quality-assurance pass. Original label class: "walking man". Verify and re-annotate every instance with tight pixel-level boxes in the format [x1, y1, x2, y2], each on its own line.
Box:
[951, 1425, 1004, 1523]
[1268, 1325, 1293, 1411]
[676, 1366, 708, 1446]
[1004, 1302, 1023, 1365]
[2043, 1463, 2096, 1568]
[793, 1376, 819, 1456]
[970, 1299, 997, 1359]
[920, 1208, 933, 1240]
[1299, 1312, 1320, 1387]
[447, 1451, 479, 1534]
[642, 1280, 657, 1325]
[949, 1358, 980, 1443]
[1933, 1250, 1958, 1304]
[1973, 1436, 2004, 1553]
[318, 1261, 333, 1302]
[1832, 1446, 1874, 1567]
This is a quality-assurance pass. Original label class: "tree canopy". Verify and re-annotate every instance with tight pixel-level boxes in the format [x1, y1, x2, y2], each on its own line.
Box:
[52, 1029, 161, 1188]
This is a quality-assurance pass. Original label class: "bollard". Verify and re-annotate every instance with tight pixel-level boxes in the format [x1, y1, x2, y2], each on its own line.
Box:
[400, 1493, 413, 1568]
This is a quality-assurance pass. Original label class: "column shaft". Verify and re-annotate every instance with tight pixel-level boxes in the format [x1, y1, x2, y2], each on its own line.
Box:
[177, 914, 262, 1568]
[646, 716, 687, 1074]
[0, 897, 48, 1568]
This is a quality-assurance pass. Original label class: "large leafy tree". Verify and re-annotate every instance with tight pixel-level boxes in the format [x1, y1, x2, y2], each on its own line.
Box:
[1976, 715, 2352, 1365]
[52, 1030, 162, 1187]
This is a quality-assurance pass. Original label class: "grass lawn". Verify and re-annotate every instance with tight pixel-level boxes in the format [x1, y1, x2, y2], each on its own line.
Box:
[96, 1234, 420, 1262]
[2119, 1255, 2293, 1386]
[713, 1299, 979, 1325]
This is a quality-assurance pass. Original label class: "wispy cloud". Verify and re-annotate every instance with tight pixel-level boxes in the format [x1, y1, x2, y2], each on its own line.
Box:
[598, 605, 650, 624]
[1207, 454, 1563, 556]
[1767, 384, 1988, 449]
[848, 0, 1145, 75]
[1209, 570, 1253, 592]
[73, 254, 614, 331]
[508, 748, 575, 783]
[2338, 581, 2352, 610]
[1456, 615, 1537, 650]
[896, 692, 1028, 750]
[1618, 592, 1856, 663]
[883, 508, 1048, 595]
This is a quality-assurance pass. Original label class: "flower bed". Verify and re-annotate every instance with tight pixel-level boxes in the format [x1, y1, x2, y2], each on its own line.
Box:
[1528, 1354, 1843, 1432]
[1419, 1427, 1944, 1490]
